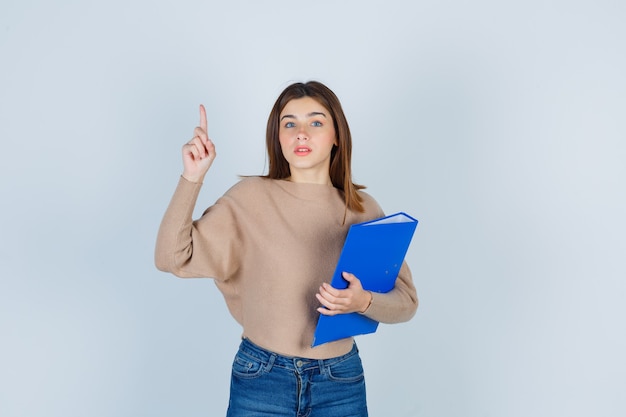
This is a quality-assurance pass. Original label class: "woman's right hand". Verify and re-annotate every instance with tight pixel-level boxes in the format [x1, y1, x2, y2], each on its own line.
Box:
[181, 104, 216, 183]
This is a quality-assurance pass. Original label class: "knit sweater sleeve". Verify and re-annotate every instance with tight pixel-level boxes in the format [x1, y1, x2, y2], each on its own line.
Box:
[154, 176, 241, 280]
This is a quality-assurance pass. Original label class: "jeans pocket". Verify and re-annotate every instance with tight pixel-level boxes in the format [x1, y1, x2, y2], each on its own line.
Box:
[326, 355, 365, 383]
[231, 351, 266, 379]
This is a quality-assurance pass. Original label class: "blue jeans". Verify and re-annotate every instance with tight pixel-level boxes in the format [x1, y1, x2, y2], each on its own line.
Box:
[226, 338, 368, 417]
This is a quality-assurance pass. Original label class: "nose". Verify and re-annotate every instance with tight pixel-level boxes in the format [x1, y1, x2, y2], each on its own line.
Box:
[297, 126, 309, 141]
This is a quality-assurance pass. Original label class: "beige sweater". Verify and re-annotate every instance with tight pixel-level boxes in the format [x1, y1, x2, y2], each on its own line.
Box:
[155, 176, 418, 359]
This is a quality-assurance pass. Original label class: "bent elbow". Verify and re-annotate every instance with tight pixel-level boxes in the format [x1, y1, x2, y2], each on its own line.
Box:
[154, 243, 189, 276]
[154, 248, 184, 276]
[154, 257, 169, 273]
[154, 252, 175, 274]
[154, 252, 203, 279]
[406, 296, 419, 321]
[396, 292, 419, 323]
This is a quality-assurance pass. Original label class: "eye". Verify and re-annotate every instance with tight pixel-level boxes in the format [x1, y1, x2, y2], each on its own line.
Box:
[284, 121, 296, 128]
[311, 121, 323, 127]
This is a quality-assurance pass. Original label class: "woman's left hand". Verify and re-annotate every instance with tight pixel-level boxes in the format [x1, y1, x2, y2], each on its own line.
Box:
[316, 272, 373, 316]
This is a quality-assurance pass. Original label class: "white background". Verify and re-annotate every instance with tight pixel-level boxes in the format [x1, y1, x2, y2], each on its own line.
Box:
[1, 0, 625, 416]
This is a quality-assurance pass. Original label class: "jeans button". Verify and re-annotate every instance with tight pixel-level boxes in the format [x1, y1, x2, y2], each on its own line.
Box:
[296, 360, 303, 367]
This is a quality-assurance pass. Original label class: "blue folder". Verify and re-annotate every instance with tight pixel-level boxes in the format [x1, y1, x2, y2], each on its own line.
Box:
[311, 212, 418, 347]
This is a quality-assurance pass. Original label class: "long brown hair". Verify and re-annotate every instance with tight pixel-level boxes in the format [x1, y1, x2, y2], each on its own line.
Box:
[264, 81, 365, 213]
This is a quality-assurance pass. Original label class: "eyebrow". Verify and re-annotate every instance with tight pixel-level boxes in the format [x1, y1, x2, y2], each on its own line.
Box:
[280, 111, 327, 121]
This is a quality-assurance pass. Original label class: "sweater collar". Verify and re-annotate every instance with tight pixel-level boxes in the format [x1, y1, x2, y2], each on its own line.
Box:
[274, 179, 341, 201]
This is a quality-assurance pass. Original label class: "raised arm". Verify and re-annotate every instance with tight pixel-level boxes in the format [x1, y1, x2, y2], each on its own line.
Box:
[155, 105, 218, 276]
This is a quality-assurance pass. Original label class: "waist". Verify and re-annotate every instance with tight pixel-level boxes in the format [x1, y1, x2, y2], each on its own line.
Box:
[240, 326, 355, 359]
[239, 337, 360, 371]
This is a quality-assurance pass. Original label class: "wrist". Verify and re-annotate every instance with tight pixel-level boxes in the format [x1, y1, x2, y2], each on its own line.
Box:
[182, 172, 205, 184]
[360, 291, 373, 314]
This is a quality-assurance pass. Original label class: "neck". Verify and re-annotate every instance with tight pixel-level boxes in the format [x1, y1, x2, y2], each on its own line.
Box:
[288, 170, 332, 186]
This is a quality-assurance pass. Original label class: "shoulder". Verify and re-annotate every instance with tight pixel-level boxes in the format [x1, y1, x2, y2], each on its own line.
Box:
[223, 176, 272, 196]
[357, 190, 385, 218]
[219, 176, 288, 205]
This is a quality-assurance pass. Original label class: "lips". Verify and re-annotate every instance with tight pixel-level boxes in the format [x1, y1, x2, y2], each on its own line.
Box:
[294, 146, 312, 156]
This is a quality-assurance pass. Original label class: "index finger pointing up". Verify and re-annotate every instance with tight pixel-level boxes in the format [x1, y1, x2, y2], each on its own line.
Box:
[199, 104, 208, 131]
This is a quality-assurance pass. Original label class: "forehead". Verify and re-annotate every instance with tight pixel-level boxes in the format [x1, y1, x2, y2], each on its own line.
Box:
[280, 96, 331, 117]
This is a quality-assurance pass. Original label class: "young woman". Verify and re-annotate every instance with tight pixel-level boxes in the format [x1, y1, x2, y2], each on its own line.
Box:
[155, 81, 418, 417]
